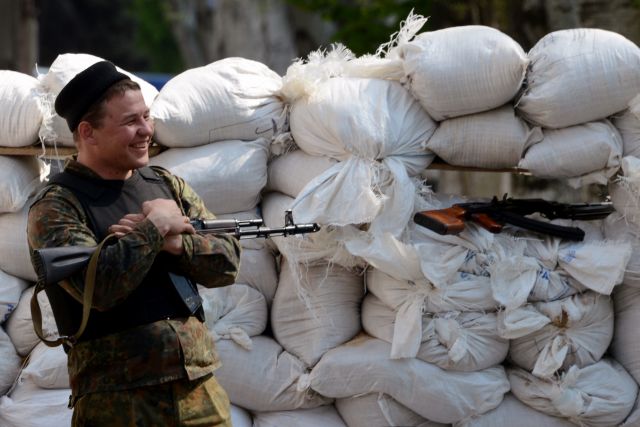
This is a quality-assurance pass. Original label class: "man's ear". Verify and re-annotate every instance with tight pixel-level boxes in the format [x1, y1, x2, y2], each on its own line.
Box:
[77, 121, 96, 144]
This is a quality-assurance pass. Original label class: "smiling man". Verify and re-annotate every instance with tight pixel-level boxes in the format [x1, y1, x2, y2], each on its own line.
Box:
[27, 61, 240, 426]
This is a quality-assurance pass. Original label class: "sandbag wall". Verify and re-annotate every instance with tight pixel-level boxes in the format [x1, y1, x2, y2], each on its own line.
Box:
[1, 13, 640, 427]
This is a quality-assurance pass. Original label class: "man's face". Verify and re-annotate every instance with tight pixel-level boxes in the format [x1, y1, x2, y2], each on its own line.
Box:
[86, 89, 153, 179]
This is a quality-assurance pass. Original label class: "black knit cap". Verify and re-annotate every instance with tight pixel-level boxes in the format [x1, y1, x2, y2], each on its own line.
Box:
[54, 60, 131, 132]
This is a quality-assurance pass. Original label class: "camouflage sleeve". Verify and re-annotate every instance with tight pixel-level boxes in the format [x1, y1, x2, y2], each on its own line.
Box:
[158, 169, 242, 288]
[27, 186, 164, 310]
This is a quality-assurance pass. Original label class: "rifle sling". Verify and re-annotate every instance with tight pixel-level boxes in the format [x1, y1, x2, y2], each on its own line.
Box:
[31, 235, 114, 348]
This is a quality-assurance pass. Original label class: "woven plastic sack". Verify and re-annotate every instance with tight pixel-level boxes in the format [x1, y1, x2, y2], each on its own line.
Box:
[0, 70, 43, 147]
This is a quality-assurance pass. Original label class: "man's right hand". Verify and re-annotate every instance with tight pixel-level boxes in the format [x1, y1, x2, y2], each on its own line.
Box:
[142, 199, 196, 237]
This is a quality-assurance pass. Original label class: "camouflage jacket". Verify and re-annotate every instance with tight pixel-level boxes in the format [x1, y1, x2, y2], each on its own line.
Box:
[27, 159, 241, 398]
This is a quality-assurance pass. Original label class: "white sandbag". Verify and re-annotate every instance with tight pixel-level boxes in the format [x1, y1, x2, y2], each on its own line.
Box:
[362, 293, 508, 371]
[215, 335, 331, 412]
[200, 284, 267, 350]
[288, 76, 436, 237]
[399, 25, 527, 121]
[151, 57, 286, 147]
[504, 292, 613, 378]
[426, 105, 542, 168]
[336, 393, 447, 427]
[604, 213, 640, 287]
[253, 405, 347, 427]
[272, 258, 364, 368]
[0, 156, 48, 213]
[0, 71, 43, 147]
[266, 149, 338, 198]
[516, 28, 640, 129]
[262, 191, 365, 269]
[609, 156, 640, 227]
[20, 341, 68, 389]
[518, 120, 623, 186]
[0, 326, 21, 396]
[611, 284, 640, 385]
[230, 404, 253, 427]
[508, 359, 638, 427]
[0, 202, 36, 281]
[0, 376, 71, 427]
[612, 103, 640, 158]
[235, 246, 278, 307]
[149, 138, 268, 214]
[303, 335, 510, 424]
[456, 393, 575, 427]
[0, 270, 30, 324]
[5, 286, 57, 357]
[38, 53, 158, 147]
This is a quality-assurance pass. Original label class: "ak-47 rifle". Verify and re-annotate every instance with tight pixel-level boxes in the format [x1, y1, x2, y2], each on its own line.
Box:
[32, 210, 320, 286]
[413, 195, 614, 241]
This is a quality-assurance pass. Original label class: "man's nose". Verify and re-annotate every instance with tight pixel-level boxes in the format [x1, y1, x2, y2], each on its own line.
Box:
[139, 118, 154, 135]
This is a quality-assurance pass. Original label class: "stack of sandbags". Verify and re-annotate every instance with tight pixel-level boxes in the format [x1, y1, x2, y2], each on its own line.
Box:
[37, 53, 159, 147]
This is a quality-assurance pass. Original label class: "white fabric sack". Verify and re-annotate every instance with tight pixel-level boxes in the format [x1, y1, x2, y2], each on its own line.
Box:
[230, 405, 253, 427]
[456, 393, 575, 427]
[0, 71, 43, 147]
[504, 292, 613, 378]
[336, 393, 447, 427]
[5, 286, 57, 357]
[0, 202, 37, 281]
[288, 76, 436, 237]
[262, 191, 365, 269]
[362, 293, 508, 371]
[516, 28, 640, 129]
[426, 105, 542, 168]
[38, 53, 158, 147]
[253, 406, 347, 427]
[149, 138, 268, 214]
[272, 258, 364, 368]
[0, 269, 30, 324]
[303, 335, 510, 424]
[20, 341, 68, 389]
[200, 284, 267, 350]
[609, 156, 640, 227]
[235, 246, 278, 307]
[519, 120, 623, 186]
[399, 25, 527, 121]
[215, 335, 331, 412]
[0, 326, 21, 396]
[266, 149, 338, 198]
[612, 104, 640, 158]
[508, 359, 638, 427]
[151, 57, 286, 147]
[604, 213, 640, 287]
[0, 156, 48, 213]
[611, 284, 640, 385]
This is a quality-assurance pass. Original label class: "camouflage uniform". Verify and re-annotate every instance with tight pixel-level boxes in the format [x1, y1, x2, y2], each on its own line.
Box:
[27, 159, 241, 426]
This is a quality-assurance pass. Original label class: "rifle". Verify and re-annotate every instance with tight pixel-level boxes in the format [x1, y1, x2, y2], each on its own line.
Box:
[32, 210, 320, 286]
[413, 195, 614, 241]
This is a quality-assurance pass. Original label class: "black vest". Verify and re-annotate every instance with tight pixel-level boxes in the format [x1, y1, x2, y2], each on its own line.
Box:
[44, 166, 201, 342]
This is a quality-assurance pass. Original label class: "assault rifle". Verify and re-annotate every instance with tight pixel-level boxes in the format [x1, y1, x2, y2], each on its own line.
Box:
[413, 195, 614, 241]
[32, 210, 320, 286]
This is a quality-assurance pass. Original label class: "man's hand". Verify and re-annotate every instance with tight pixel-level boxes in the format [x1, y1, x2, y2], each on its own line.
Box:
[142, 199, 195, 237]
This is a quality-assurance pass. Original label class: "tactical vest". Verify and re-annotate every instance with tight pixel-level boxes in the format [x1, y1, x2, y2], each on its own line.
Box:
[44, 166, 202, 343]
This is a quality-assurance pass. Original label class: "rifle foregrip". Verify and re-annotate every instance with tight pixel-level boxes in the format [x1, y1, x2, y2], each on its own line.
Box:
[414, 209, 465, 235]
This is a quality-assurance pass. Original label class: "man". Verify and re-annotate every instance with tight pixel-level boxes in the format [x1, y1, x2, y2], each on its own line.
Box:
[27, 60, 241, 426]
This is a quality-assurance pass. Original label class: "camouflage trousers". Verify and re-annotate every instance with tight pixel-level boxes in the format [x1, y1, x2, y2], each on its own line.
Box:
[71, 374, 231, 427]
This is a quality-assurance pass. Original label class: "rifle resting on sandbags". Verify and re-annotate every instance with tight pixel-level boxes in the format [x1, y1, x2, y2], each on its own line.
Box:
[413, 194, 614, 241]
[32, 209, 320, 286]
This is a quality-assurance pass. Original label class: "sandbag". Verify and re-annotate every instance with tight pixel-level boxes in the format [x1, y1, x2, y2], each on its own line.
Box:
[5, 286, 57, 357]
[604, 212, 640, 287]
[0, 70, 43, 147]
[20, 341, 68, 389]
[0, 203, 37, 281]
[518, 120, 622, 186]
[266, 149, 338, 198]
[253, 405, 347, 427]
[609, 156, 640, 227]
[516, 28, 640, 129]
[235, 246, 278, 307]
[272, 258, 364, 367]
[303, 335, 510, 424]
[0, 156, 48, 214]
[0, 326, 21, 396]
[426, 105, 541, 168]
[230, 405, 253, 427]
[612, 101, 640, 157]
[215, 335, 331, 412]
[38, 53, 158, 147]
[149, 138, 269, 214]
[400, 25, 527, 121]
[362, 293, 508, 371]
[151, 57, 286, 147]
[508, 359, 638, 427]
[0, 269, 30, 324]
[335, 393, 446, 427]
[611, 283, 640, 385]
